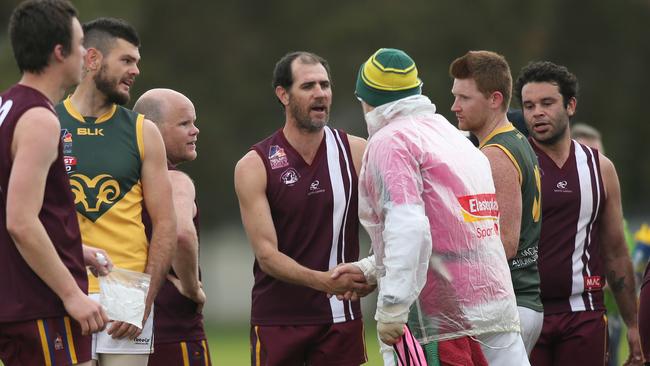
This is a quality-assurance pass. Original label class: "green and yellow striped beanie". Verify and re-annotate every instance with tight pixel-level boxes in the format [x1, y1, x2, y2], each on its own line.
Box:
[355, 48, 422, 107]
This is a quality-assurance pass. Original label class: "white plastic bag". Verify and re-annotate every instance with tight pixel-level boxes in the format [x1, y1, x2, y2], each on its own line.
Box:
[98, 267, 151, 328]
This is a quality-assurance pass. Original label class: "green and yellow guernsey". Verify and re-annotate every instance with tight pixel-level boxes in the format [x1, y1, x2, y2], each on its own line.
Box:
[56, 97, 146, 293]
[480, 123, 543, 312]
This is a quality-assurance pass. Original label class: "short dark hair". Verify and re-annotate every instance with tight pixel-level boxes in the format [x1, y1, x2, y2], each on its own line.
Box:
[9, 0, 78, 73]
[272, 51, 331, 91]
[515, 61, 579, 108]
[83, 17, 140, 54]
[449, 50, 512, 111]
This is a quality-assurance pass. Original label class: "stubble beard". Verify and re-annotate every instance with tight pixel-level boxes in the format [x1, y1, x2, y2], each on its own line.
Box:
[289, 99, 328, 133]
[93, 64, 130, 106]
[531, 118, 570, 146]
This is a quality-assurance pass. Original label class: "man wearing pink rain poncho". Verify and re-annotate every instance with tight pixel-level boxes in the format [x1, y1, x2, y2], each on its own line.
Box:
[335, 48, 527, 365]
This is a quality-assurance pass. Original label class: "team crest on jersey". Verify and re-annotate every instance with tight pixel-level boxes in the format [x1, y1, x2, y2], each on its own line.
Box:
[281, 168, 300, 186]
[69, 173, 123, 221]
[63, 155, 77, 174]
[457, 193, 499, 222]
[268, 145, 289, 169]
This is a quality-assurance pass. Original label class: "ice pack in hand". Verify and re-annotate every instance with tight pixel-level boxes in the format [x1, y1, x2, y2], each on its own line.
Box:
[98, 267, 151, 328]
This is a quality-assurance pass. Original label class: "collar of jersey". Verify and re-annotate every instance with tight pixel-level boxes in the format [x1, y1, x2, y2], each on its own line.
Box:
[64, 96, 117, 124]
[479, 122, 515, 148]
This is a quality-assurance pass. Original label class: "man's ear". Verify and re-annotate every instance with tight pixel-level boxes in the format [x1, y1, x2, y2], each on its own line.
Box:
[85, 48, 103, 71]
[52, 44, 66, 62]
[490, 91, 505, 110]
[275, 86, 290, 106]
[566, 97, 577, 117]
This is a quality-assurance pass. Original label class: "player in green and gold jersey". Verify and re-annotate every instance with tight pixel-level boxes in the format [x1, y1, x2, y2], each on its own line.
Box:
[450, 50, 543, 358]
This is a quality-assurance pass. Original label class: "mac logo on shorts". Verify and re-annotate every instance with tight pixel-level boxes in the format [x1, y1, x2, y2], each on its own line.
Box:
[281, 168, 300, 186]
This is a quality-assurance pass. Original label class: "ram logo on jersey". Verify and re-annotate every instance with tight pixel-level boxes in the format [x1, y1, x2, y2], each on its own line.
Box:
[69, 173, 122, 220]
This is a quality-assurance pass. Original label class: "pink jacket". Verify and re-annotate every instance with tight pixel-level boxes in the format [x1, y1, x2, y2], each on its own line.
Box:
[360, 96, 519, 342]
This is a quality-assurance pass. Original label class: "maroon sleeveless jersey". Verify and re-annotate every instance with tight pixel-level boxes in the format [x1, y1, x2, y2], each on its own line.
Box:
[532, 139, 606, 314]
[142, 166, 206, 343]
[251, 127, 362, 325]
[0, 84, 87, 322]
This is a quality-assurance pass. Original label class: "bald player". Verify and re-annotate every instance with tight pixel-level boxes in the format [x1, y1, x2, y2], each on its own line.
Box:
[133, 89, 211, 366]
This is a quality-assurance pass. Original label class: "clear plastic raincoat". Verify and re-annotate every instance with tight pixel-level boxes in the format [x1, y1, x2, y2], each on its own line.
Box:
[358, 95, 520, 344]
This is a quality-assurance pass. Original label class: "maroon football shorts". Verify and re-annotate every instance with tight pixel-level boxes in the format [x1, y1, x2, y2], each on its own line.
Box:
[0, 315, 91, 366]
[250, 318, 367, 366]
[531, 310, 608, 366]
[148, 339, 211, 366]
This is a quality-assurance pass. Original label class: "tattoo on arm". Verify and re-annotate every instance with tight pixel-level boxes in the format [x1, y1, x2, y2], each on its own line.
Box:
[608, 271, 627, 292]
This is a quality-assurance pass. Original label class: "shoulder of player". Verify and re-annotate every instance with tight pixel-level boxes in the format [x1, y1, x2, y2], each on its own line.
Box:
[141, 117, 157, 130]
[481, 144, 513, 166]
[234, 151, 266, 192]
[482, 144, 521, 182]
[347, 134, 367, 154]
[597, 151, 619, 192]
[140, 118, 165, 149]
[17, 106, 60, 136]
[235, 150, 265, 174]
[168, 170, 195, 191]
[169, 170, 196, 202]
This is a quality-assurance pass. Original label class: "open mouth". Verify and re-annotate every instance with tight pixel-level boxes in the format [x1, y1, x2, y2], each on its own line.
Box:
[532, 121, 550, 132]
[121, 79, 134, 89]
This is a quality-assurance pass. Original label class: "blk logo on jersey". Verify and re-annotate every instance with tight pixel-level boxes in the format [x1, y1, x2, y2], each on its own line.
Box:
[281, 168, 300, 185]
[268, 145, 289, 169]
[458, 193, 499, 222]
[584, 275, 602, 291]
[63, 155, 77, 173]
[69, 173, 123, 221]
[77, 127, 104, 136]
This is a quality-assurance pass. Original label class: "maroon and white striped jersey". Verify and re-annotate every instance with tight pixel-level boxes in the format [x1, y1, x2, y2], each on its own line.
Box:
[250, 126, 362, 325]
[532, 139, 606, 314]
